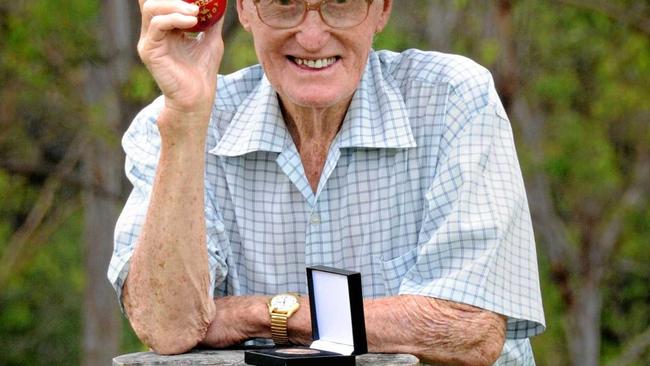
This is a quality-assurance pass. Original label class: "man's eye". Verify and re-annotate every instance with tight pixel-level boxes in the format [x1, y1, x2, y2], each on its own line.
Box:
[275, 0, 296, 5]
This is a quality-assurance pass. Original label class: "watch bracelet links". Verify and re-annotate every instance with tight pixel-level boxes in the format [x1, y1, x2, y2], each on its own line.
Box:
[270, 313, 290, 345]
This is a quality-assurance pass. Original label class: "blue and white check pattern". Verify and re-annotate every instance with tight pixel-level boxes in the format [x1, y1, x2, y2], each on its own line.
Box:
[109, 49, 545, 365]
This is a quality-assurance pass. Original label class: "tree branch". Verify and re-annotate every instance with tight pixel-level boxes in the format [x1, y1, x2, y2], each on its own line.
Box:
[510, 97, 579, 309]
[607, 325, 650, 366]
[491, 0, 577, 305]
[492, 0, 577, 271]
[0, 159, 122, 200]
[0, 133, 89, 283]
[0, 200, 82, 288]
[591, 147, 650, 279]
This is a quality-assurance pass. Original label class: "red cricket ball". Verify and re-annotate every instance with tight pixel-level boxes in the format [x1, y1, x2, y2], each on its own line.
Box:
[183, 0, 227, 32]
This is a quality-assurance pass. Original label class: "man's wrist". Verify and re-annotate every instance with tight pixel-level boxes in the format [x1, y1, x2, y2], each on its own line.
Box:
[157, 106, 211, 146]
[211, 295, 310, 344]
[227, 296, 271, 339]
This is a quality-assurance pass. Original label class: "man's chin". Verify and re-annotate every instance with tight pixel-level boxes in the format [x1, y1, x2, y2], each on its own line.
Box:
[281, 89, 352, 111]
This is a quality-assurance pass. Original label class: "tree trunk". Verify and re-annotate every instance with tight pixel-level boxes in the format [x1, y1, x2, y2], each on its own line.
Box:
[82, 148, 122, 366]
[489, 2, 603, 365]
[81, 1, 137, 365]
[424, 1, 460, 52]
[566, 277, 602, 366]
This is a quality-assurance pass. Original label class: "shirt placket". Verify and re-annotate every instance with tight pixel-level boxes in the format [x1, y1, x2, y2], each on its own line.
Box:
[304, 139, 342, 268]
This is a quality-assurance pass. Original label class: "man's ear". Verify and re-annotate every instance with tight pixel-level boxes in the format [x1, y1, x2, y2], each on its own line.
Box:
[237, 0, 252, 32]
[375, 0, 392, 33]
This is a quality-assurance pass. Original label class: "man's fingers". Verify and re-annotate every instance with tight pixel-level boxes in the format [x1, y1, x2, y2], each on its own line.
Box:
[140, 0, 199, 37]
[147, 13, 199, 43]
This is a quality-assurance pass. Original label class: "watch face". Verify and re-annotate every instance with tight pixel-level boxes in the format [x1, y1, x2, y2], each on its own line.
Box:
[271, 294, 298, 311]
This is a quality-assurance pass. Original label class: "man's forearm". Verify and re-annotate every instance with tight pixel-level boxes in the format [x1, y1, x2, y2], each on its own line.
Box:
[285, 295, 506, 365]
[123, 109, 215, 355]
[203, 294, 505, 365]
[364, 295, 506, 366]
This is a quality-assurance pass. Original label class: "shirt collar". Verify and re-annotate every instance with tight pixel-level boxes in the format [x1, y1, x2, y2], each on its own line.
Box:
[210, 75, 288, 157]
[336, 51, 416, 149]
[210, 51, 416, 157]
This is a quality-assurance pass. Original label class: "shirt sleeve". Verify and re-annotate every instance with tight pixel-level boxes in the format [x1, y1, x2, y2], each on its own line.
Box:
[107, 98, 228, 311]
[397, 78, 546, 339]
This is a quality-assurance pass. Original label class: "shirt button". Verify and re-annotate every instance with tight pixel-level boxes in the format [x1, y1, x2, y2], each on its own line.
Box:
[310, 213, 321, 224]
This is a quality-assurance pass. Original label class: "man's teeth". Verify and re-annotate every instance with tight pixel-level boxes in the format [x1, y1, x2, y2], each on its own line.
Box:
[294, 57, 337, 69]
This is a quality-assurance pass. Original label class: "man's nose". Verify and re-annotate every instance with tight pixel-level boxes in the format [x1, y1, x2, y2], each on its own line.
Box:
[295, 10, 331, 51]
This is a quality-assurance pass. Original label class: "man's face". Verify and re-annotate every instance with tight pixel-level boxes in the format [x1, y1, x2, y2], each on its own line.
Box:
[237, 0, 392, 110]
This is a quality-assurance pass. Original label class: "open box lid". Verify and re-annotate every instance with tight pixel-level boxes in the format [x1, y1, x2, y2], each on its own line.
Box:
[306, 266, 367, 356]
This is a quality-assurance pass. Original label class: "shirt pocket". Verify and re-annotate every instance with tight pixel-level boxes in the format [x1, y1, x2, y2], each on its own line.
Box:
[378, 247, 418, 296]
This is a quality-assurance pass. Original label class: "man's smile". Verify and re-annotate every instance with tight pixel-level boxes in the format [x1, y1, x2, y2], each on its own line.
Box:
[288, 56, 340, 70]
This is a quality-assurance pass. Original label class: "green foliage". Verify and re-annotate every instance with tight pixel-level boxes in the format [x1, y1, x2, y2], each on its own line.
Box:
[519, 1, 649, 222]
[0, 172, 38, 220]
[0, 0, 127, 364]
[508, 2, 650, 364]
[531, 254, 569, 366]
[0, 0, 98, 168]
[0, 213, 83, 366]
[222, 28, 259, 73]
[123, 65, 160, 105]
[374, 22, 428, 52]
[601, 206, 650, 365]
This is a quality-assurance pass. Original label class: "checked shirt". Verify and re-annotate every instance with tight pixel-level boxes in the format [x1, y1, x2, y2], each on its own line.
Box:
[109, 49, 546, 365]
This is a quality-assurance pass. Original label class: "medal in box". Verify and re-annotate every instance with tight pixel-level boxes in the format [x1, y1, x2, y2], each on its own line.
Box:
[245, 266, 367, 366]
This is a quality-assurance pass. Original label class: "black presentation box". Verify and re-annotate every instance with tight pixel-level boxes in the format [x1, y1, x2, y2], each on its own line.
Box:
[245, 266, 367, 366]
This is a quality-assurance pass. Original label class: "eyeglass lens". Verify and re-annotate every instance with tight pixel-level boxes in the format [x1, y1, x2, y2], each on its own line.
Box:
[255, 0, 370, 29]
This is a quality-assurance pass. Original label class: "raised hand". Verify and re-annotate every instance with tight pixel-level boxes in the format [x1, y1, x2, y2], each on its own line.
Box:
[137, 0, 225, 119]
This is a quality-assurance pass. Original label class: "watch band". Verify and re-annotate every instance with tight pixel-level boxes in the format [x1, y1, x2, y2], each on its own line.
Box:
[268, 293, 300, 345]
[270, 312, 290, 345]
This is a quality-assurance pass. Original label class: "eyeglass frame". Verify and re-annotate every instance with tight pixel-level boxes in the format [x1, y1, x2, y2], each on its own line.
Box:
[251, 0, 375, 30]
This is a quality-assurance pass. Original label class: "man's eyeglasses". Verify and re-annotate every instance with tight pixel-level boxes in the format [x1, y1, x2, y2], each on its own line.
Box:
[252, 0, 374, 29]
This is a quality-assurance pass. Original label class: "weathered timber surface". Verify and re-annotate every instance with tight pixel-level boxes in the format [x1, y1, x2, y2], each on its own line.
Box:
[112, 350, 247, 366]
[113, 349, 421, 365]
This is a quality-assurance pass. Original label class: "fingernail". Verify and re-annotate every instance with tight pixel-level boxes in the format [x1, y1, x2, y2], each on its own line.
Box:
[186, 3, 199, 12]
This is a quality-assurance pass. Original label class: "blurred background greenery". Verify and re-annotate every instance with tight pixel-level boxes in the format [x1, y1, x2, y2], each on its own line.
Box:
[0, 1, 648, 365]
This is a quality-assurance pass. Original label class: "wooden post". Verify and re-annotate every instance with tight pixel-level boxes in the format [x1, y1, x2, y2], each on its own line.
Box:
[113, 350, 421, 366]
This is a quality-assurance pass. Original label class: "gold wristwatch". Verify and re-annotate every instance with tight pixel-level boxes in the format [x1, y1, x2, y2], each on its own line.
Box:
[268, 293, 300, 345]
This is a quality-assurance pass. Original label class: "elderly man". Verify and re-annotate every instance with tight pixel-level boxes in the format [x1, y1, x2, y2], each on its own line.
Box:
[108, 0, 545, 365]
